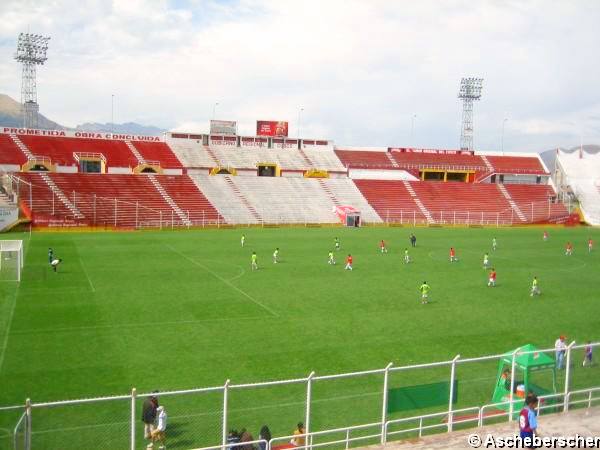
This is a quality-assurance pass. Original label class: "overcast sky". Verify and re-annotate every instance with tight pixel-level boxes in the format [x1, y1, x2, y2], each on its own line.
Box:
[1, 0, 599, 151]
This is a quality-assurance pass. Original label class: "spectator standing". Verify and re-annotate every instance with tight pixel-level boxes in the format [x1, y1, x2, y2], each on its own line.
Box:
[518, 393, 538, 446]
[148, 405, 167, 450]
[583, 341, 593, 367]
[291, 422, 305, 447]
[142, 394, 159, 441]
[555, 335, 567, 369]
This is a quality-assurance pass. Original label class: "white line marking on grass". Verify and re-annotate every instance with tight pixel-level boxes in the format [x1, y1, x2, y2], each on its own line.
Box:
[166, 244, 279, 317]
[10, 315, 268, 336]
[0, 291, 18, 374]
[0, 238, 30, 375]
[79, 257, 95, 293]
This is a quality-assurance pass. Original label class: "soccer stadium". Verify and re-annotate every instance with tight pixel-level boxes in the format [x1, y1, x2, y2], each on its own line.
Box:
[0, 2, 599, 450]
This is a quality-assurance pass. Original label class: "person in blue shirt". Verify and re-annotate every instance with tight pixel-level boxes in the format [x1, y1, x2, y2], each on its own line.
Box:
[519, 393, 538, 446]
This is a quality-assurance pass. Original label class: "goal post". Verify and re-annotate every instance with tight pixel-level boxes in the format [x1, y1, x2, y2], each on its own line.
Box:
[0, 240, 23, 282]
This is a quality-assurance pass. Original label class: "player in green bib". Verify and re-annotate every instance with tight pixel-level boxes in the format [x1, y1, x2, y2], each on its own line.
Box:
[419, 281, 430, 304]
[251, 252, 258, 271]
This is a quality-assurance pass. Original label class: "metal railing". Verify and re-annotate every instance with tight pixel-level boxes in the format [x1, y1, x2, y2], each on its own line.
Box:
[1, 342, 597, 450]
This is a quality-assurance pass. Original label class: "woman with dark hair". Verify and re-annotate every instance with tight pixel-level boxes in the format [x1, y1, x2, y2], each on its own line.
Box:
[258, 425, 271, 450]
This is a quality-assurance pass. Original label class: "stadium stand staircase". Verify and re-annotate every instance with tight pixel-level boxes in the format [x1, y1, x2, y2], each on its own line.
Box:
[385, 152, 399, 167]
[297, 147, 314, 167]
[225, 176, 263, 222]
[9, 133, 35, 160]
[204, 145, 222, 166]
[497, 184, 527, 222]
[39, 172, 85, 219]
[318, 179, 341, 206]
[402, 180, 434, 223]
[147, 174, 192, 226]
[124, 140, 145, 163]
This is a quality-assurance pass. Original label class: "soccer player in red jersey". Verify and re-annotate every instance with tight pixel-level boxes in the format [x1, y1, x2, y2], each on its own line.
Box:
[345, 254, 353, 271]
[449, 247, 457, 262]
[543, 230, 548, 241]
[565, 242, 573, 256]
[588, 238, 593, 253]
[487, 268, 497, 287]
[380, 240, 387, 254]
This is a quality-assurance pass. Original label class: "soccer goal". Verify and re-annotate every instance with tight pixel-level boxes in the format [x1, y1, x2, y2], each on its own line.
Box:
[0, 240, 23, 282]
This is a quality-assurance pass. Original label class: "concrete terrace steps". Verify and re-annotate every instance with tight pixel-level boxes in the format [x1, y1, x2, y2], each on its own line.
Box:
[317, 179, 341, 206]
[147, 174, 192, 226]
[204, 146, 222, 166]
[9, 133, 34, 159]
[402, 180, 434, 223]
[385, 152, 400, 167]
[225, 176, 262, 222]
[124, 140, 145, 164]
[497, 184, 527, 222]
[39, 172, 85, 219]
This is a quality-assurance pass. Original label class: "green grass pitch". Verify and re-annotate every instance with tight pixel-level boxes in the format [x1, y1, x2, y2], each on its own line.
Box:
[0, 226, 598, 449]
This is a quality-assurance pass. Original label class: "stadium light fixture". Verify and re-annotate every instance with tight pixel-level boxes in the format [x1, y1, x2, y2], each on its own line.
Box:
[14, 32, 50, 128]
[458, 77, 484, 151]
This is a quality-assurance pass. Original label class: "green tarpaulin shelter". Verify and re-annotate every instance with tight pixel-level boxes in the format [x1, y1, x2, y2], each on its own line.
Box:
[492, 344, 557, 412]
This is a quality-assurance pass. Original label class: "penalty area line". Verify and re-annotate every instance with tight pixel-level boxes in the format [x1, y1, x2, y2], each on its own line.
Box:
[165, 244, 279, 317]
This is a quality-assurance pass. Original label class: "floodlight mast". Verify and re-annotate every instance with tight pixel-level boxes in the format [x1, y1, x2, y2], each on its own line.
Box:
[458, 77, 483, 151]
[14, 33, 50, 129]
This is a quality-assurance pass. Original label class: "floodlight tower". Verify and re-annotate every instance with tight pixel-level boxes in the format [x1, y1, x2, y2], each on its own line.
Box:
[458, 77, 483, 151]
[14, 33, 50, 129]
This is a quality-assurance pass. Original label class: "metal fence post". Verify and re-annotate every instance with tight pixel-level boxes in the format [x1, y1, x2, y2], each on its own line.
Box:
[305, 371, 315, 450]
[130, 388, 136, 450]
[114, 198, 118, 227]
[380, 362, 393, 444]
[222, 380, 230, 450]
[25, 398, 32, 450]
[93, 194, 96, 225]
[508, 348, 519, 421]
[136, 202, 139, 229]
[52, 191, 55, 215]
[447, 355, 460, 432]
[564, 341, 576, 412]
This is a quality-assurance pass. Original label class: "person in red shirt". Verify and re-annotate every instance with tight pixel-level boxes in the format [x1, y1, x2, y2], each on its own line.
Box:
[565, 242, 573, 256]
[543, 231, 548, 241]
[380, 240, 387, 254]
[449, 247, 457, 262]
[345, 254, 353, 271]
[588, 238, 593, 253]
[487, 268, 497, 287]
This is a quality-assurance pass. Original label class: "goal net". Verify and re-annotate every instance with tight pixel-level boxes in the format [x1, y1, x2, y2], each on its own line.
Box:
[0, 240, 23, 282]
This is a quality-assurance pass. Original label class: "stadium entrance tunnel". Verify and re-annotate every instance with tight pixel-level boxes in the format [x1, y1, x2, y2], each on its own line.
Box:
[21, 158, 55, 172]
[420, 169, 474, 182]
[257, 163, 279, 177]
[210, 166, 237, 175]
[134, 163, 163, 174]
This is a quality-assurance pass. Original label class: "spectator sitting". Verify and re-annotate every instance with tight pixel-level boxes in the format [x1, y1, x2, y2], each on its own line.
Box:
[239, 428, 255, 450]
[291, 422, 305, 447]
[227, 429, 241, 449]
[258, 425, 271, 450]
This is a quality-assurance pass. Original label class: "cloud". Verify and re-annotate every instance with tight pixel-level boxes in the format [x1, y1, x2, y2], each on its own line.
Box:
[0, 0, 599, 151]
